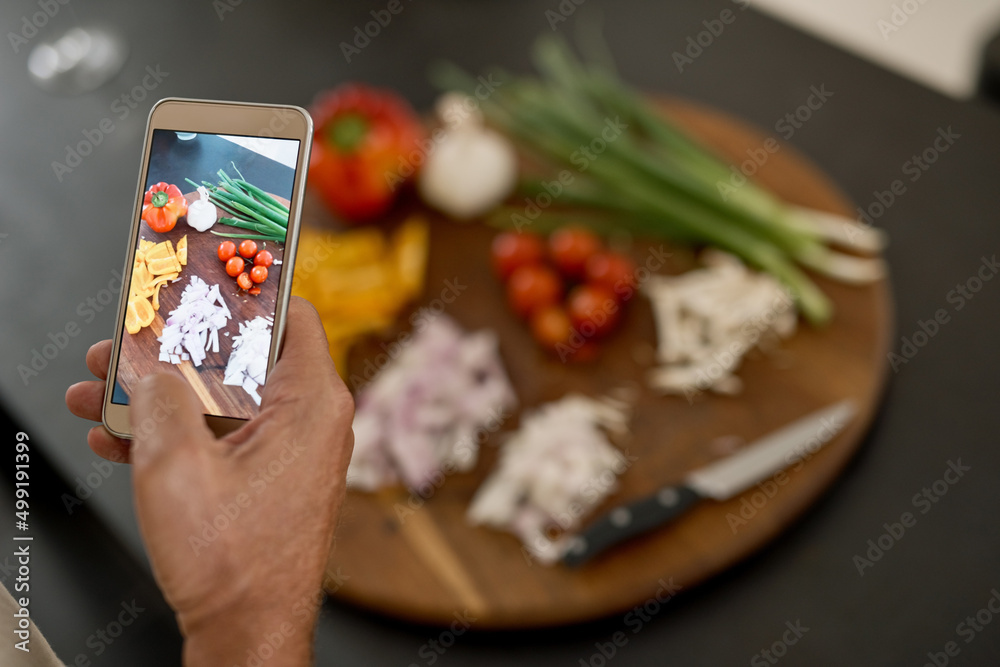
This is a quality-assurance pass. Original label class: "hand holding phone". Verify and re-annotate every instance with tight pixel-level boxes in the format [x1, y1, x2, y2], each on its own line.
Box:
[102, 98, 313, 438]
[67, 298, 356, 661]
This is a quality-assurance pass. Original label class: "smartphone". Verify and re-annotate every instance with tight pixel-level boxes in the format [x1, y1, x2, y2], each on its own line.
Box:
[103, 98, 313, 438]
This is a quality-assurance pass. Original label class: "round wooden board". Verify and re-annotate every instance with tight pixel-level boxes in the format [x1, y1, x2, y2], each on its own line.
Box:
[321, 99, 892, 628]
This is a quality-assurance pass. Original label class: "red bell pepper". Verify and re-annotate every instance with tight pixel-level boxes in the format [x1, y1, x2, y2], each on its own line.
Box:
[309, 84, 425, 222]
[142, 182, 188, 233]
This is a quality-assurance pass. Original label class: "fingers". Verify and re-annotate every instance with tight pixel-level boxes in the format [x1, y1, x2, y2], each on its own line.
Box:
[275, 297, 335, 374]
[86, 340, 114, 381]
[87, 426, 131, 464]
[262, 297, 344, 405]
[71, 342, 130, 463]
[66, 380, 107, 423]
[129, 373, 216, 470]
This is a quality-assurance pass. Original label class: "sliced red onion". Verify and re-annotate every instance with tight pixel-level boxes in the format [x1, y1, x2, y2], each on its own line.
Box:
[347, 314, 517, 493]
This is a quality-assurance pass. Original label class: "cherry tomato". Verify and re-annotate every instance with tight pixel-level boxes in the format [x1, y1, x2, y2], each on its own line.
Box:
[250, 266, 268, 284]
[217, 241, 237, 262]
[507, 264, 562, 319]
[548, 227, 602, 280]
[248, 287, 262, 295]
[491, 232, 545, 280]
[239, 240, 258, 259]
[566, 284, 620, 338]
[566, 340, 601, 363]
[254, 250, 274, 267]
[530, 305, 573, 351]
[530, 307, 601, 362]
[585, 251, 637, 302]
[237, 272, 253, 290]
[225, 256, 245, 278]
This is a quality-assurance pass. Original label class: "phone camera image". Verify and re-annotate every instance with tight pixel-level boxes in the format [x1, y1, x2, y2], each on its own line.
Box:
[110, 129, 302, 421]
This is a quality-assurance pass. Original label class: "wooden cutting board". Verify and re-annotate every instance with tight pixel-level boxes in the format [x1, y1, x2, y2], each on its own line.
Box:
[321, 99, 892, 627]
[116, 191, 287, 418]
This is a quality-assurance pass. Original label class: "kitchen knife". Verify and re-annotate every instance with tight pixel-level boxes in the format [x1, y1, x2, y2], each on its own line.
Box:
[561, 399, 857, 567]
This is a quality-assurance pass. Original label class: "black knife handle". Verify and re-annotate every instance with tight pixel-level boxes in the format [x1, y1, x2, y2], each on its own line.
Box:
[562, 485, 702, 567]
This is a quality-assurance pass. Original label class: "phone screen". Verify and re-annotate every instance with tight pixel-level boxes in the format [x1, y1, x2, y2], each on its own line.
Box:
[110, 129, 302, 420]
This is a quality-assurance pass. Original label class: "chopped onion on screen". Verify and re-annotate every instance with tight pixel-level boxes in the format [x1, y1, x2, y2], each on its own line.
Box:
[157, 276, 231, 368]
[223, 316, 274, 406]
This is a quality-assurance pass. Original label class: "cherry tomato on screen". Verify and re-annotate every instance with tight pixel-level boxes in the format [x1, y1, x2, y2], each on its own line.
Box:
[507, 264, 562, 319]
[239, 240, 258, 259]
[237, 272, 253, 290]
[217, 241, 237, 262]
[225, 257, 245, 278]
[250, 266, 268, 284]
[254, 250, 274, 267]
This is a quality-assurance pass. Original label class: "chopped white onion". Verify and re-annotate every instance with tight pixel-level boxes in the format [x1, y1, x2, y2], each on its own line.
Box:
[157, 276, 231, 368]
[223, 316, 273, 406]
[467, 393, 632, 565]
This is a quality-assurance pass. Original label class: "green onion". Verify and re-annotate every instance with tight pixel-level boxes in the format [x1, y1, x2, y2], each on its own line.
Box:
[210, 231, 283, 243]
[430, 35, 886, 324]
[215, 216, 286, 236]
[185, 166, 290, 242]
[234, 179, 289, 214]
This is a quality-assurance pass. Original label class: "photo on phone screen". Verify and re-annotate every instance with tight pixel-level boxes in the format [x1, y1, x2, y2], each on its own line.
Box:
[110, 129, 302, 420]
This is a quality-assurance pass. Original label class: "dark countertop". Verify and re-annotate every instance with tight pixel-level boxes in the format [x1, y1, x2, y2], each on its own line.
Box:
[1, 0, 998, 665]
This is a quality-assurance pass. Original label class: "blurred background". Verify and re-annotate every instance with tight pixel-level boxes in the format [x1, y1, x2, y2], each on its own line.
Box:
[2, 0, 1000, 665]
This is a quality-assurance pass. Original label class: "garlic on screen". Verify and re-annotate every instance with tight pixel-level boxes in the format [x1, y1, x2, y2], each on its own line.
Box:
[418, 93, 518, 220]
[186, 186, 218, 232]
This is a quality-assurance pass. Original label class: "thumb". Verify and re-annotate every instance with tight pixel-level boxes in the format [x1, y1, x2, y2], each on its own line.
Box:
[130, 373, 216, 469]
[262, 296, 343, 403]
[128, 373, 222, 617]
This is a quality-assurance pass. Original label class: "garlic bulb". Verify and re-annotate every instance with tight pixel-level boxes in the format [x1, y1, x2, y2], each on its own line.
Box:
[418, 94, 518, 220]
[186, 186, 217, 232]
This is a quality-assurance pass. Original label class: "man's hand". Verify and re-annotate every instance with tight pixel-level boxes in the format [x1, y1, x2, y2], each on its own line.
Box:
[66, 298, 354, 665]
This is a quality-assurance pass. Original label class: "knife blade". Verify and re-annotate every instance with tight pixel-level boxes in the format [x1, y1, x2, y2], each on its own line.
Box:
[561, 399, 857, 567]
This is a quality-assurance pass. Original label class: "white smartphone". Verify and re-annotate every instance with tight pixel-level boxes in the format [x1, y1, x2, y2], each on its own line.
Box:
[103, 98, 313, 438]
